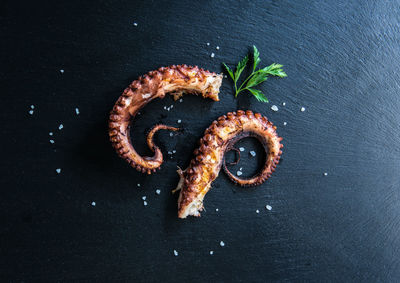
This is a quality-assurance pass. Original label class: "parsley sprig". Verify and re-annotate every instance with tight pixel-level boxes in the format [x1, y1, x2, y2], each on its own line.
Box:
[222, 46, 287, 103]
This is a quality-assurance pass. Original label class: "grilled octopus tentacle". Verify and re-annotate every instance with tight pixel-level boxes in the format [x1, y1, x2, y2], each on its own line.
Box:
[108, 65, 223, 174]
[176, 110, 283, 219]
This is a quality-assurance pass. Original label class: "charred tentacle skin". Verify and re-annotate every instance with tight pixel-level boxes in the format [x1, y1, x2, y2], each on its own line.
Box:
[176, 110, 283, 219]
[108, 65, 223, 174]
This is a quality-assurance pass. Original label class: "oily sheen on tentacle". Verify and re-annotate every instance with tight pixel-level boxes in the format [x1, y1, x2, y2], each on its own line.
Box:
[108, 65, 223, 174]
[176, 110, 283, 219]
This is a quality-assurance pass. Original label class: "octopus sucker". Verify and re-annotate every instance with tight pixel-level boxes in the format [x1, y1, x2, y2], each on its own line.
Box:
[176, 110, 283, 219]
[108, 65, 223, 173]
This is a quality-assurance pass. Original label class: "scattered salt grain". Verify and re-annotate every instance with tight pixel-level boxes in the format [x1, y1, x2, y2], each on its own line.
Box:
[143, 201, 148, 206]
[49, 139, 55, 144]
[266, 205, 272, 211]
[137, 183, 141, 187]
[173, 250, 178, 256]
[224, 75, 227, 78]
[91, 201, 96, 207]
[239, 147, 245, 152]
[29, 110, 34, 115]
[271, 105, 279, 112]
[177, 119, 181, 123]
[250, 151, 256, 157]
[169, 132, 173, 137]
[237, 171, 242, 176]
[156, 189, 161, 195]
[164, 106, 167, 110]
[301, 107, 306, 112]
[210, 53, 215, 58]
[206, 42, 210, 46]
[58, 124, 63, 130]
[216, 46, 220, 50]
[324, 172, 328, 176]
[133, 22, 138, 26]
[60, 69, 64, 74]
[172, 150, 176, 154]
[209, 251, 214, 255]
[282, 102, 286, 106]
[30, 105, 35, 109]
[220, 241, 225, 247]
[56, 168, 61, 174]
[256, 210, 260, 214]
[142, 196, 146, 200]
[179, 98, 183, 103]
[239, 167, 242, 171]
[216, 208, 219, 212]
[75, 108, 80, 115]
[283, 122, 287, 126]
[49, 132, 53, 136]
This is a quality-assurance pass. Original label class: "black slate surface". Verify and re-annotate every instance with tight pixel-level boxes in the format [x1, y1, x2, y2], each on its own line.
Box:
[2, 0, 400, 282]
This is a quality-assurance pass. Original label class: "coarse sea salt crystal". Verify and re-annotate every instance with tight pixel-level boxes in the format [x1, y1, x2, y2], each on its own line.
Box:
[142, 196, 146, 200]
[210, 251, 214, 255]
[237, 171, 242, 176]
[256, 210, 260, 213]
[216, 46, 220, 50]
[324, 172, 328, 176]
[301, 107, 306, 112]
[177, 119, 181, 123]
[239, 147, 245, 152]
[75, 108, 80, 115]
[179, 98, 183, 102]
[56, 168, 61, 174]
[266, 205, 272, 211]
[250, 151, 256, 157]
[173, 250, 178, 256]
[143, 201, 148, 206]
[206, 42, 210, 46]
[283, 122, 287, 126]
[49, 132, 53, 136]
[216, 208, 219, 212]
[49, 139, 55, 144]
[172, 150, 176, 154]
[60, 69, 64, 73]
[164, 106, 167, 110]
[282, 102, 286, 106]
[133, 22, 138, 26]
[156, 189, 161, 195]
[91, 201, 96, 206]
[29, 110, 34, 115]
[58, 124, 63, 130]
[271, 105, 279, 112]
[137, 183, 141, 187]
[170, 132, 173, 137]
[220, 241, 225, 247]
[210, 53, 215, 58]
[30, 105, 35, 109]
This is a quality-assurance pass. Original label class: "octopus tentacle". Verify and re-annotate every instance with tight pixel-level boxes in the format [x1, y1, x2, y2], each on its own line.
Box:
[225, 147, 241, 166]
[108, 65, 223, 174]
[176, 110, 283, 219]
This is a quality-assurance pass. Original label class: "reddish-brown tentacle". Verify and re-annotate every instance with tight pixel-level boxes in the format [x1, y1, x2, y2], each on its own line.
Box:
[108, 65, 223, 174]
[176, 110, 283, 218]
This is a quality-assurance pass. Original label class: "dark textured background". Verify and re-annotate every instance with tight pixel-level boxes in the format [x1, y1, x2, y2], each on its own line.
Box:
[2, 0, 400, 282]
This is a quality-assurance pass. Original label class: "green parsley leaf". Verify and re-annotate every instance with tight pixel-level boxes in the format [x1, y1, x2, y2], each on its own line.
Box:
[222, 46, 286, 103]
[234, 54, 248, 82]
[222, 62, 234, 80]
[253, 45, 261, 72]
[247, 88, 269, 103]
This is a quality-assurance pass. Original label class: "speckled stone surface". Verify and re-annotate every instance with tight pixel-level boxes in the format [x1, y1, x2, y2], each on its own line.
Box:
[1, 0, 400, 281]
